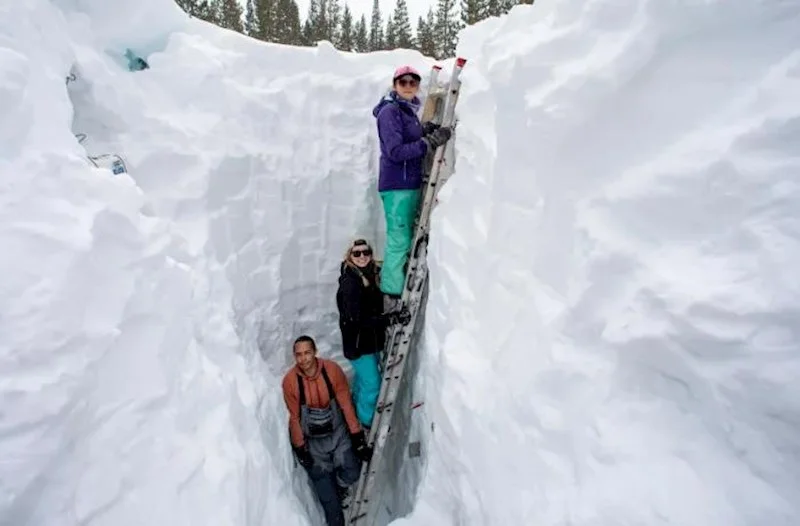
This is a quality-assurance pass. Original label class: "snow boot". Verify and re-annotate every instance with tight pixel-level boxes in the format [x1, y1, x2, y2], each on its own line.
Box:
[336, 484, 352, 509]
[383, 294, 402, 314]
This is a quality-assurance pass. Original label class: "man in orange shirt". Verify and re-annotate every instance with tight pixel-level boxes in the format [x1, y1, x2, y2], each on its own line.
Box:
[282, 335, 373, 526]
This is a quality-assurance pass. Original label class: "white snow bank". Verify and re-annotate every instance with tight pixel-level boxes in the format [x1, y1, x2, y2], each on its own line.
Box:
[410, 1, 800, 525]
[1, 1, 435, 524]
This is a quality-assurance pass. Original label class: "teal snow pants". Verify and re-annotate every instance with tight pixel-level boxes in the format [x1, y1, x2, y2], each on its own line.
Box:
[349, 353, 381, 428]
[379, 189, 421, 296]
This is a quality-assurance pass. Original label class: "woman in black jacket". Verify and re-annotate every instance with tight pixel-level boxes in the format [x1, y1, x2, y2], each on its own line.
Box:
[336, 239, 386, 429]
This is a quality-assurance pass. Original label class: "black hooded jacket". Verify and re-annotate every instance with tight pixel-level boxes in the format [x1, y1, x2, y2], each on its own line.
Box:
[336, 261, 386, 360]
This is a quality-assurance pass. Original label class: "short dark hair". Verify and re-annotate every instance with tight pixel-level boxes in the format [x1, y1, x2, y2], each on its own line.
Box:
[293, 335, 316, 351]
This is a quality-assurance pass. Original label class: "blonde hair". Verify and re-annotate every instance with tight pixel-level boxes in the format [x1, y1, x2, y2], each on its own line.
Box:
[343, 238, 378, 288]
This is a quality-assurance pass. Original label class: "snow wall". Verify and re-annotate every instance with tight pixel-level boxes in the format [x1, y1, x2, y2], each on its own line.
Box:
[1, 1, 433, 524]
[408, 1, 800, 525]
[2, 1, 800, 526]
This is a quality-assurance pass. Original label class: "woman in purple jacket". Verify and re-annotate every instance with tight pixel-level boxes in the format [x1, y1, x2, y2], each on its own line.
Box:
[371, 65, 452, 302]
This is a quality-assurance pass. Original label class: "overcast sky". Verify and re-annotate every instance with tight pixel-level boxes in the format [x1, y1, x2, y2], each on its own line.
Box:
[294, 0, 435, 26]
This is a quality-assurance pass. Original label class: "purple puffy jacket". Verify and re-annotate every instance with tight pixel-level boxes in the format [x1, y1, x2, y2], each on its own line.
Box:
[372, 91, 429, 192]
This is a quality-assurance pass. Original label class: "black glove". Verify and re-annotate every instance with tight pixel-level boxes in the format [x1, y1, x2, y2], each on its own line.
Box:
[422, 121, 440, 135]
[350, 431, 373, 463]
[293, 445, 314, 470]
[386, 307, 411, 326]
[422, 126, 452, 150]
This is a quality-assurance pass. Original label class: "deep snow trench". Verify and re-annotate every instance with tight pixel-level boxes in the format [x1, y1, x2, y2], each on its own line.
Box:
[2, 0, 800, 525]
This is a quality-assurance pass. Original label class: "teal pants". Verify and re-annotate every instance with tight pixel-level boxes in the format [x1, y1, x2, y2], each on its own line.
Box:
[350, 353, 381, 427]
[379, 189, 421, 296]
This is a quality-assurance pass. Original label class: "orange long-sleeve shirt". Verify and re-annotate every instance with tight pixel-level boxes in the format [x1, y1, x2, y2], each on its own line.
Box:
[282, 358, 361, 447]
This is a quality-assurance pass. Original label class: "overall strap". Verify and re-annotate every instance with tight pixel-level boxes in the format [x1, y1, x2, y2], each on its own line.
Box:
[296, 363, 336, 413]
[320, 365, 335, 401]
[297, 373, 305, 410]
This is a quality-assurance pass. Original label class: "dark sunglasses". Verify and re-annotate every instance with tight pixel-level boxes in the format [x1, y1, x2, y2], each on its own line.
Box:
[397, 77, 419, 87]
[351, 248, 372, 257]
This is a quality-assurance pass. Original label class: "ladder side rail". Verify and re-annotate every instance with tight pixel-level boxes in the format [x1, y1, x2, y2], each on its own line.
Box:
[361, 278, 430, 526]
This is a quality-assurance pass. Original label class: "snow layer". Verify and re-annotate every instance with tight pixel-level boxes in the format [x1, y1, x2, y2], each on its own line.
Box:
[1, 1, 433, 524]
[408, 1, 800, 525]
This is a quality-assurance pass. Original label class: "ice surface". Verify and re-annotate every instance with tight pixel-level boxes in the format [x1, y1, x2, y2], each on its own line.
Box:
[407, 1, 800, 525]
[3, 0, 800, 525]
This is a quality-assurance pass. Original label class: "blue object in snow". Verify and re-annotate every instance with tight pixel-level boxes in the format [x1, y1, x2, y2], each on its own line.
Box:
[111, 159, 126, 175]
[124, 48, 149, 71]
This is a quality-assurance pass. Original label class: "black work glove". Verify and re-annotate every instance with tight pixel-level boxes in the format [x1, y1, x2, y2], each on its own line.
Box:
[293, 445, 314, 470]
[350, 431, 373, 463]
[386, 307, 411, 326]
[422, 126, 452, 150]
[422, 121, 440, 135]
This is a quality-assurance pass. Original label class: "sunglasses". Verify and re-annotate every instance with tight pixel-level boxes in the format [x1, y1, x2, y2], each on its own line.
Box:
[351, 248, 372, 257]
[397, 77, 419, 88]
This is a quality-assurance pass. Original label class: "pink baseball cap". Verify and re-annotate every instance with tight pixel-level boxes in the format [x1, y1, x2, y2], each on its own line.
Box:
[393, 65, 421, 82]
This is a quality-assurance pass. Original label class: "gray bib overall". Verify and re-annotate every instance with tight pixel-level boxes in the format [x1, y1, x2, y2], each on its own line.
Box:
[298, 366, 353, 481]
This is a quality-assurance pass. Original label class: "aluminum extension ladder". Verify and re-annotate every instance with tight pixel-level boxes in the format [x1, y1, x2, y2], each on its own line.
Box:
[347, 57, 468, 526]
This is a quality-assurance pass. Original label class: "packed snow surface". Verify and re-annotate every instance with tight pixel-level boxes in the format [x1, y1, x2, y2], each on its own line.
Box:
[2, 0, 800, 525]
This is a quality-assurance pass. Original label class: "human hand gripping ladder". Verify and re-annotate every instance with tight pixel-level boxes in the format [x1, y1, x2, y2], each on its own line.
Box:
[347, 57, 467, 526]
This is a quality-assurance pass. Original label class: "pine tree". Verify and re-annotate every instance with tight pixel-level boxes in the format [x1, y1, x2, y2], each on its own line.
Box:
[368, 0, 384, 51]
[253, 0, 277, 41]
[175, 0, 193, 14]
[486, 0, 529, 16]
[206, 0, 222, 24]
[485, 0, 502, 17]
[434, 0, 462, 59]
[460, 0, 487, 25]
[391, 0, 413, 49]
[339, 4, 354, 50]
[313, 0, 329, 43]
[175, 0, 215, 21]
[244, 0, 259, 35]
[302, 0, 323, 44]
[274, 0, 302, 44]
[416, 10, 436, 57]
[425, 7, 436, 44]
[325, 0, 341, 44]
[271, 0, 284, 41]
[415, 15, 426, 53]
[199, 0, 213, 17]
[354, 15, 369, 52]
[217, 0, 244, 31]
[286, 0, 303, 44]
[385, 13, 396, 49]
[301, 20, 313, 45]
[202, 0, 219, 22]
